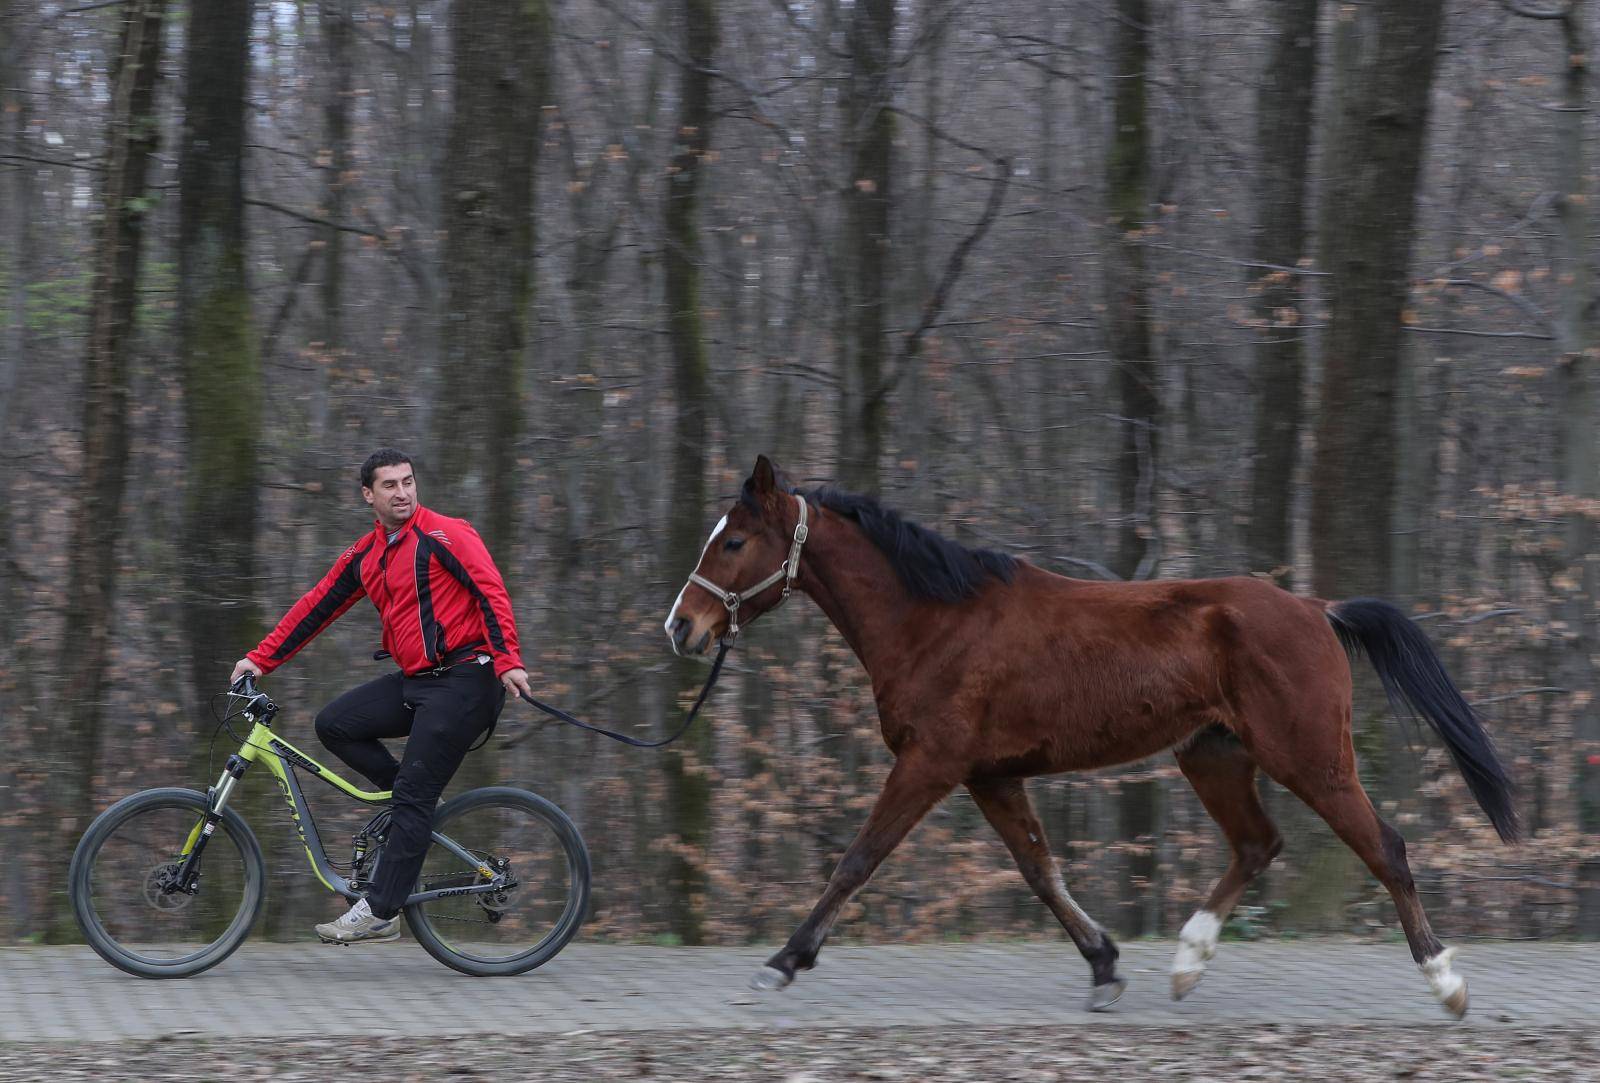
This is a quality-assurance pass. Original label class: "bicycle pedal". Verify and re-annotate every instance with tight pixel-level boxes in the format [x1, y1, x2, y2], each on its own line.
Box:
[317, 936, 350, 946]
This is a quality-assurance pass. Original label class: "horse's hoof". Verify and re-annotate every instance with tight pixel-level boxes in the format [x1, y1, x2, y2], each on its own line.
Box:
[1171, 967, 1205, 1001]
[1440, 978, 1469, 1020]
[749, 965, 793, 992]
[1086, 977, 1127, 1012]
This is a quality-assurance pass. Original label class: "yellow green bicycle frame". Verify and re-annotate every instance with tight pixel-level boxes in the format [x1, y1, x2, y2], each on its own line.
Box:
[181, 720, 500, 904]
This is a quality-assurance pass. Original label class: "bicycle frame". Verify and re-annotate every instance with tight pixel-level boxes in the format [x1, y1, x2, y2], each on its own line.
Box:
[178, 717, 504, 907]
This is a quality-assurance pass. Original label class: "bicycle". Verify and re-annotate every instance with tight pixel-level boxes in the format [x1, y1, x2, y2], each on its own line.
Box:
[68, 674, 591, 979]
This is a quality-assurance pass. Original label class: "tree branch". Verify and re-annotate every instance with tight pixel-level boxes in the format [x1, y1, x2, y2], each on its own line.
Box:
[1470, 686, 1568, 706]
[260, 244, 322, 363]
[59, 0, 133, 14]
[1404, 325, 1554, 341]
[0, 152, 102, 172]
[1436, 277, 1558, 337]
[244, 196, 384, 239]
[868, 106, 1011, 404]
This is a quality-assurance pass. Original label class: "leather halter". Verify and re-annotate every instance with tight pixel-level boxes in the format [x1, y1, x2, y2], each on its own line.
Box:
[686, 493, 810, 640]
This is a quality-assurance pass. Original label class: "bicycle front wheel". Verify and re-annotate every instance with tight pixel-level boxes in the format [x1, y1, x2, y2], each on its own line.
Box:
[69, 787, 265, 979]
[406, 786, 590, 976]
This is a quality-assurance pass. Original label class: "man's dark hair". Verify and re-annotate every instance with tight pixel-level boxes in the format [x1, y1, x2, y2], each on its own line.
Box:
[360, 449, 413, 490]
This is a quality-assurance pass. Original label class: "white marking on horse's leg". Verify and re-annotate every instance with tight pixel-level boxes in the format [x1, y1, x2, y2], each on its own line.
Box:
[663, 514, 728, 636]
[1421, 947, 1469, 1019]
[1171, 910, 1221, 1000]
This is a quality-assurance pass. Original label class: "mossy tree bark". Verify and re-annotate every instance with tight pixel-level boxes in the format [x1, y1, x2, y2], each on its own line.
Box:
[1503, 0, 1600, 933]
[430, 0, 550, 560]
[49, 0, 167, 941]
[1310, 0, 1448, 600]
[1105, 0, 1159, 585]
[432, 0, 549, 801]
[1244, 0, 1318, 582]
[662, 0, 720, 947]
[0, 0, 28, 937]
[178, 0, 262, 721]
[1553, 10, 1600, 929]
[1305, 0, 1447, 914]
[838, 0, 894, 492]
[1103, 0, 1161, 937]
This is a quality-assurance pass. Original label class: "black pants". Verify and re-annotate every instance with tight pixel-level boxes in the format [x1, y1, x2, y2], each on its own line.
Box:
[315, 663, 505, 919]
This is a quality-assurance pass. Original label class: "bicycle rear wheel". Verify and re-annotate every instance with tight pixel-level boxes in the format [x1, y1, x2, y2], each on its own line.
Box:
[405, 786, 590, 976]
[69, 787, 265, 978]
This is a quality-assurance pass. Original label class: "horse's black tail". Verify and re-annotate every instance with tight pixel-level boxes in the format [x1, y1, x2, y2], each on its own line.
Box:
[1326, 598, 1520, 843]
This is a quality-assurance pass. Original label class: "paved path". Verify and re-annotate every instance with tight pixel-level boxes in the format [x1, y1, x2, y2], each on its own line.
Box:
[1, 940, 1593, 1042]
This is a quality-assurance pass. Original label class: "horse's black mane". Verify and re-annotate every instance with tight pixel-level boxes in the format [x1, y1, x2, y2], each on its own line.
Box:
[745, 482, 1015, 603]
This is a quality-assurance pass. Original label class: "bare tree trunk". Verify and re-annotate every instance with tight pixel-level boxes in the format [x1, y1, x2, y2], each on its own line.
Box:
[432, 0, 550, 556]
[45, 0, 167, 939]
[1104, 0, 1159, 937]
[178, 0, 262, 722]
[321, 0, 351, 358]
[1520, 1, 1600, 934]
[0, 0, 28, 452]
[1105, 0, 1158, 583]
[265, 0, 358, 940]
[0, 0, 39, 940]
[902, 0, 945, 483]
[1310, 0, 1447, 599]
[662, 0, 719, 947]
[1245, 0, 1317, 581]
[838, 0, 894, 491]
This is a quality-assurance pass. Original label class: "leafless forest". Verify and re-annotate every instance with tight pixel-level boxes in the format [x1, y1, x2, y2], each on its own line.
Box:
[3, 0, 1598, 946]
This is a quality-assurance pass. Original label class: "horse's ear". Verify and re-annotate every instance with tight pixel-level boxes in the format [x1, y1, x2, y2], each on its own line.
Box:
[751, 455, 778, 496]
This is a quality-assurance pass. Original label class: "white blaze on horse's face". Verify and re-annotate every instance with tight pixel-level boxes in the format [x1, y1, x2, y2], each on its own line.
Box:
[664, 515, 728, 652]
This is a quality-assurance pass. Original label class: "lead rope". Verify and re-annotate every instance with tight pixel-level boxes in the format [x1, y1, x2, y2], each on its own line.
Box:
[514, 637, 731, 748]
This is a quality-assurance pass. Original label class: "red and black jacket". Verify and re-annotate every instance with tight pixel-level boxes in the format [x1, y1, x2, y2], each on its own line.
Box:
[248, 505, 524, 679]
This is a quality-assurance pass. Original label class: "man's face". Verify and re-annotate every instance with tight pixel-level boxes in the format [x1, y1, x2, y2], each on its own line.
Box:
[363, 463, 417, 528]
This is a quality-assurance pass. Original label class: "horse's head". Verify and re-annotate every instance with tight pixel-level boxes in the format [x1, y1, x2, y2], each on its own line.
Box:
[664, 454, 811, 656]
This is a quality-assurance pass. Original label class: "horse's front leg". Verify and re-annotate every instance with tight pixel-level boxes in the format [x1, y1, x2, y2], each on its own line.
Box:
[751, 753, 956, 991]
[968, 777, 1126, 1010]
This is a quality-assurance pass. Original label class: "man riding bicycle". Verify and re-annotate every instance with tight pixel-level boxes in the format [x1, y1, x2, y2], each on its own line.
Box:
[231, 449, 532, 943]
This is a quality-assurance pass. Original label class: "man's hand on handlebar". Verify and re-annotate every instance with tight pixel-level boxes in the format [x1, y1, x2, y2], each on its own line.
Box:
[231, 658, 263, 687]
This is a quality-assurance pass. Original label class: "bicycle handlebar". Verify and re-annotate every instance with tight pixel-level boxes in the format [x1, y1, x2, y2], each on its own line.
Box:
[224, 672, 276, 721]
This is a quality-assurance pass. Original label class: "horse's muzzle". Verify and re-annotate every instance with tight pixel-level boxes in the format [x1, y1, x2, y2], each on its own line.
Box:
[668, 615, 712, 657]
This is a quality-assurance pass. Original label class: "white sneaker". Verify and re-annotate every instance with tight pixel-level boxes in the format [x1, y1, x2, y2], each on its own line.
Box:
[314, 898, 400, 944]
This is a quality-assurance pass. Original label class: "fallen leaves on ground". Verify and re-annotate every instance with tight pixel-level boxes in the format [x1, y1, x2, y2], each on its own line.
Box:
[3, 1023, 1594, 1081]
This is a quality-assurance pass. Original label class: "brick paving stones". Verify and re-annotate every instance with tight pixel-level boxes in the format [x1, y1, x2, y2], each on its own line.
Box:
[2, 939, 1593, 1044]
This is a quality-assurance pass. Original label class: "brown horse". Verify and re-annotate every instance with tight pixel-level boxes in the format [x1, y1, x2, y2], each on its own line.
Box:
[664, 456, 1517, 1018]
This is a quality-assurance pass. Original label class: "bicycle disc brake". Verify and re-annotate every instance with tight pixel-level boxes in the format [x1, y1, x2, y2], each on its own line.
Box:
[143, 863, 194, 912]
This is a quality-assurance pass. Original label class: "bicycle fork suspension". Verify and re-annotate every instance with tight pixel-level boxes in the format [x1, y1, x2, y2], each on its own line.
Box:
[172, 754, 249, 893]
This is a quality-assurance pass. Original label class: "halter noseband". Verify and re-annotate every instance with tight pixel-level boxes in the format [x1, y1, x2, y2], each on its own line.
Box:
[686, 493, 810, 639]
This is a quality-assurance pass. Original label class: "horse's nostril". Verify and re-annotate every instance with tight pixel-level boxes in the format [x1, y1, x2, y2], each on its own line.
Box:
[671, 617, 691, 649]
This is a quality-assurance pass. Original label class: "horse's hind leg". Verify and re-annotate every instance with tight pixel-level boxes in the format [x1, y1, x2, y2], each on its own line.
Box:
[1282, 764, 1464, 1017]
[751, 753, 956, 992]
[1243, 720, 1466, 1018]
[1170, 725, 1283, 1000]
[968, 777, 1126, 1011]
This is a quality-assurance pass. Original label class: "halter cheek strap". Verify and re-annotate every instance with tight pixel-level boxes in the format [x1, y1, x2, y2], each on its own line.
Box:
[686, 493, 810, 639]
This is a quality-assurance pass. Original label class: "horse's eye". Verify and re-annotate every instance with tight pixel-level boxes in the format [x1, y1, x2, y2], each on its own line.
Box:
[723, 537, 745, 552]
